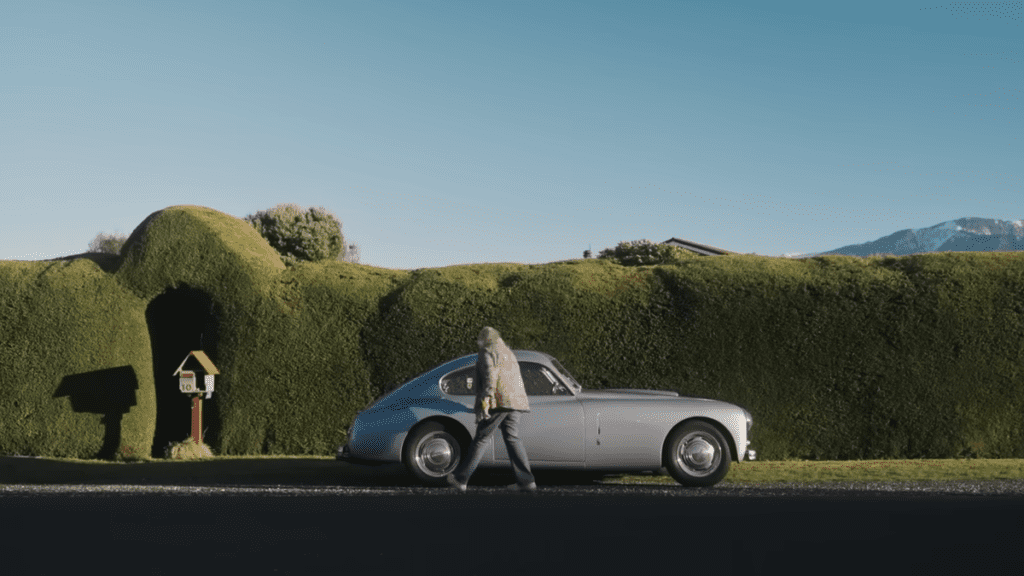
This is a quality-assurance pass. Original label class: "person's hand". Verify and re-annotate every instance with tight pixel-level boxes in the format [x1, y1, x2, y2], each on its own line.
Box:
[476, 396, 495, 422]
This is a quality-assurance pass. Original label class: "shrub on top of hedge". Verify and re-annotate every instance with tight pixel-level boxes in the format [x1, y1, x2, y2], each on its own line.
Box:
[245, 204, 345, 265]
[598, 239, 697, 266]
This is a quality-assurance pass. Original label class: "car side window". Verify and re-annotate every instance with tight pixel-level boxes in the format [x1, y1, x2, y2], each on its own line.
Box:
[440, 363, 571, 396]
[439, 367, 476, 396]
[520, 362, 571, 396]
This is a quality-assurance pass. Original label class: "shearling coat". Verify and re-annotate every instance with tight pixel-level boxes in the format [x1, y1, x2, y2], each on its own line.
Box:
[474, 328, 530, 420]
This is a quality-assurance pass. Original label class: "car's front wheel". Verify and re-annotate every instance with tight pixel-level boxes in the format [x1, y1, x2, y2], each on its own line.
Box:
[402, 421, 463, 486]
[663, 421, 731, 487]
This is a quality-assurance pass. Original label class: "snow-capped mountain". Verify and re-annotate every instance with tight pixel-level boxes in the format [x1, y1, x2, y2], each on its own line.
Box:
[815, 217, 1024, 257]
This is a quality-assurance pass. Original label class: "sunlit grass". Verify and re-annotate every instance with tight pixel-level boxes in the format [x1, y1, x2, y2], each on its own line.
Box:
[7, 456, 1024, 486]
[605, 459, 1024, 485]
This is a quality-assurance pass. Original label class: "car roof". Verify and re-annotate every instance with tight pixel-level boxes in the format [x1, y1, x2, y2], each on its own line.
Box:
[449, 349, 553, 364]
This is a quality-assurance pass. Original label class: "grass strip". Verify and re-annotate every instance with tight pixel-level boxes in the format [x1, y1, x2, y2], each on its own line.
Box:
[606, 459, 1024, 485]
[4, 456, 1024, 486]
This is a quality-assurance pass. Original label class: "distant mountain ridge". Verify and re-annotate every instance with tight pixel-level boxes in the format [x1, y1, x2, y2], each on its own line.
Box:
[816, 217, 1024, 257]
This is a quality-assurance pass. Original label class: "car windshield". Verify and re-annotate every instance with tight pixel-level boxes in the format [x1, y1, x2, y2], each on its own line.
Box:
[549, 358, 582, 393]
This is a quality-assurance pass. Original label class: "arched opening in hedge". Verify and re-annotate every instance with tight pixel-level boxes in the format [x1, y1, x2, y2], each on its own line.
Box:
[146, 286, 222, 458]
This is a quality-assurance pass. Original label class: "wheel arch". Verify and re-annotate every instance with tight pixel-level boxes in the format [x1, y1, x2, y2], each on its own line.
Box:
[662, 417, 738, 468]
[404, 416, 473, 461]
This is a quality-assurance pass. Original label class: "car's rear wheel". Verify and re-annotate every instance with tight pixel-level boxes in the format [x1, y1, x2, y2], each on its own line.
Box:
[663, 421, 731, 487]
[403, 421, 462, 486]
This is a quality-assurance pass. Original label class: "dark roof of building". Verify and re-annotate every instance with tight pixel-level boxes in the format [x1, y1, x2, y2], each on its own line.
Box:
[662, 238, 735, 256]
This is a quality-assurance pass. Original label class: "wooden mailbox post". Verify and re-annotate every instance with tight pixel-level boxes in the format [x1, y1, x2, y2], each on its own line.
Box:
[173, 350, 219, 444]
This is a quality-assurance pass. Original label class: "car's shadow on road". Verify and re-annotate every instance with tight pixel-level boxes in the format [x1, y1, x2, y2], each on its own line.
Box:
[0, 456, 619, 487]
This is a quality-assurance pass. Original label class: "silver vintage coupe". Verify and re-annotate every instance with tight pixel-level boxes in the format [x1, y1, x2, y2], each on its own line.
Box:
[337, 350, 755, 487]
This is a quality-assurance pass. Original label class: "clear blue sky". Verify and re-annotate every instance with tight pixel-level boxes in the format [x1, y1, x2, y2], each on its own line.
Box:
[3, 0, 1020, 267]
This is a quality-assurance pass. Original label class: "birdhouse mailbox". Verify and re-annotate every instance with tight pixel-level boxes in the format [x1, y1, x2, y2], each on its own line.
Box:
[174, 350, 218, 399]
[173, 350, 220, 444]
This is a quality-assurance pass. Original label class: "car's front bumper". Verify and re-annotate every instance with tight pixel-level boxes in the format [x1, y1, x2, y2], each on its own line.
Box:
[335, 444, 392, 467]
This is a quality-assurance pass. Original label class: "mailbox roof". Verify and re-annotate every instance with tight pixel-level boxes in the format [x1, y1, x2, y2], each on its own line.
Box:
[173, 350, 220, 376]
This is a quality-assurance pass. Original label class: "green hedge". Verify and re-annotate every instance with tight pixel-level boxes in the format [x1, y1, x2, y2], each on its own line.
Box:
[1, 205, 1022, 460]
[211, 260, 405, 455]
[0, 258, 152, 459]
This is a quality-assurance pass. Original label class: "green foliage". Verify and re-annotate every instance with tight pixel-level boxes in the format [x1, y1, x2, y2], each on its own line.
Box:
[88, 232, 128, 255]
[244, 204, 344, 265]
[213, 259, 404, 455]
[359, 259, 671, 396]
[598, 239, 697, 266]
[5, 204, 1024, 462]
[0, 258, 153, 459]
[117, 205, 286, 301]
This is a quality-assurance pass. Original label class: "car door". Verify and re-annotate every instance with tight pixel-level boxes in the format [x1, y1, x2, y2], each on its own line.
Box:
[494, 362, 585, 464]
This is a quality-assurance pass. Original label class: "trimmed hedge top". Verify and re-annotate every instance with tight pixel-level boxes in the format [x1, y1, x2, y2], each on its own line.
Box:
[117, 205, 286, 301]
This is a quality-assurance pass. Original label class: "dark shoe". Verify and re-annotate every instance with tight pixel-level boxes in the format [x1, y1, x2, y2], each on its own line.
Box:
[445, 474, 466, 493]
[507, 482, 537, 493]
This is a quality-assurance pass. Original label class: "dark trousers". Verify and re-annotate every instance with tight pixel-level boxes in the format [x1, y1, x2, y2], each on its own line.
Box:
[453, 410, 535, 486]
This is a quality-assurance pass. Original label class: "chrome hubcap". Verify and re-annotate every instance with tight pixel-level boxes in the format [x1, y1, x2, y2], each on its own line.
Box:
[676, 432, 720, 477]
[416, 433, 457, 476]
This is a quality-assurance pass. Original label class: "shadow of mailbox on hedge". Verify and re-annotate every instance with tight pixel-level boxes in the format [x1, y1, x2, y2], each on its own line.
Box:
[54, 366, 139, 459]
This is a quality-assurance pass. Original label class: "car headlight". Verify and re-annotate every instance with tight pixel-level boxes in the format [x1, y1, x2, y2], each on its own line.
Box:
[743, 409, 752, 435]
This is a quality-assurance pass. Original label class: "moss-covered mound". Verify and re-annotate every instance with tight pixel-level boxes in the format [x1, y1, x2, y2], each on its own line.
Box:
[1, 204, 1023, 461]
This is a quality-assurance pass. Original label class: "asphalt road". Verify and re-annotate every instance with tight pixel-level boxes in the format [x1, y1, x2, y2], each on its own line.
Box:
[2, 481, 1022, 576]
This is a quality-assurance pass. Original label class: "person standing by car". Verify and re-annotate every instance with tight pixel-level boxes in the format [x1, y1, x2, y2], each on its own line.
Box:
[446, 326, 537, 492]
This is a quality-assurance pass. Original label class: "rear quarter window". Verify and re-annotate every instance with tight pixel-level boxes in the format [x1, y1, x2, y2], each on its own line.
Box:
[439, 367, 476, 396]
